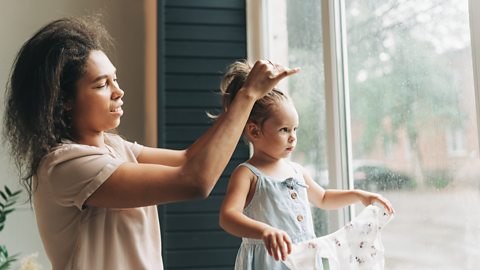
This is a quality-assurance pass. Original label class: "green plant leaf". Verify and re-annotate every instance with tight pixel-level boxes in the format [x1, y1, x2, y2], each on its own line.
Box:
[0, 203, 3, 209]
[11, 190, 21, 196]
[4, 202, 15, 208]
[0, 192, 6, 202]
[0, 246, 7, 257]
[3, 209, 14, 216]
[4, 187, 11, 197]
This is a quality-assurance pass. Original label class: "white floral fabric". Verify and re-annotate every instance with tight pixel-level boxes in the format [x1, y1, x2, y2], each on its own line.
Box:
[283, 205, 393, 270]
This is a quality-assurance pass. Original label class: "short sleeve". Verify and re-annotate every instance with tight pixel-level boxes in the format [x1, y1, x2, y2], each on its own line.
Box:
[123, 140, 143, 158]
[45, 145, 125, 210]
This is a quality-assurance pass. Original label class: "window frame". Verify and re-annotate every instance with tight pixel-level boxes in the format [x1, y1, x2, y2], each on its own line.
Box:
[469, 0, 480, 154]
[248, 0, 480, 231]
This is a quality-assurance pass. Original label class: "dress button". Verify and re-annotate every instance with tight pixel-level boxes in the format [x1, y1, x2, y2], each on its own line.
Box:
[291, 193, 298, 199]
[287, 186, 293, 190]
[297, 215, 304, 221]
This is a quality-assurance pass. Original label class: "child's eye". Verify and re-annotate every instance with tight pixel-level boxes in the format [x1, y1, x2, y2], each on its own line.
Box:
[280, 128, 288, 132]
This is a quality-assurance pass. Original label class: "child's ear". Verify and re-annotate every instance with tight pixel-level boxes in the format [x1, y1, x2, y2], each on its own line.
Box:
[246, 123, 260, 140]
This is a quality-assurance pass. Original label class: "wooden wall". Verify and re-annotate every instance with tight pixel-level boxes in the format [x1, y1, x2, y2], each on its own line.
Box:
[157, 0, 248, 269]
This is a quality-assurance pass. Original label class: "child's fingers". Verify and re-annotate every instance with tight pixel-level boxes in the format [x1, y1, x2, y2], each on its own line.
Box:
[284, 235, 293, 255]
[276, 234, 289, 261]
[263, 237, 273, 257]
[270, 237, 280, 261]
[373, 194, 395, 214]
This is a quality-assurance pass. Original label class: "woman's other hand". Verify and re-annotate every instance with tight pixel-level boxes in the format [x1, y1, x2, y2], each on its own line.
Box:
[242, 60, 300, 100]
[261, 226, 293, 261]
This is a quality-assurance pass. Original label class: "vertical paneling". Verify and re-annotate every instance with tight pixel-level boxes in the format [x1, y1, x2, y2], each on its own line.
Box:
[158, 0, 247, 269]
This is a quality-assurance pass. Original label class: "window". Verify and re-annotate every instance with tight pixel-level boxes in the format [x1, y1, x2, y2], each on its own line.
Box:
[259, 0, 480, 268]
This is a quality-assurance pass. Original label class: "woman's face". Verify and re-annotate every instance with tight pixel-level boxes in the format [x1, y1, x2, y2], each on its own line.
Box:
[69, 50, 124, 137]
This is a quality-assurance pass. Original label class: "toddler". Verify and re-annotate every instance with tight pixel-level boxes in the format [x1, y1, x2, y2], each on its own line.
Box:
[218, 60, 395, 270]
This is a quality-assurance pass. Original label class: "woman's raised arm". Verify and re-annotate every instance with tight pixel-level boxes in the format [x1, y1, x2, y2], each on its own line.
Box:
[84, 60, 300, 208]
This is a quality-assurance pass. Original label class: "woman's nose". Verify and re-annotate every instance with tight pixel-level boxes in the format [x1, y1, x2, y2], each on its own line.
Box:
[112, 84, 124, 100]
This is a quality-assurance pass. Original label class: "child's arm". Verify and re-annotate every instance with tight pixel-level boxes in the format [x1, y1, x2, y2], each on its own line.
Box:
[219, 166, 293, 261]
[297, 164, 395, 213]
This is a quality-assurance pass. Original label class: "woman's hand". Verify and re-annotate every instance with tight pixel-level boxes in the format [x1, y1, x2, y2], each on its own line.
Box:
[261, 226, 293, 261]
[356, 190, 395, 214]
[241, 60, 300, 100]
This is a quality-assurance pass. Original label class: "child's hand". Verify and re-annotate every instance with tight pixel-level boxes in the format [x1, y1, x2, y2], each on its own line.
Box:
[261, 226, 292, 261]
[356, 190, 395, 214]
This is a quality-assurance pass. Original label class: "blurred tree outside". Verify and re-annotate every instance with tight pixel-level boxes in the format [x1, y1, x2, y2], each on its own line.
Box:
[346, 0, 470, 187]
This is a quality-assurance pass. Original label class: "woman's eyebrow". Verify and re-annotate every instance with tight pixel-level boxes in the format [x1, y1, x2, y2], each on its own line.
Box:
[92, 70, 117, 83]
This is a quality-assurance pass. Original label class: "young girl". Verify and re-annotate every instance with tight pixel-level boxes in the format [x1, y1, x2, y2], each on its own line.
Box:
[218, 61, 395, 270]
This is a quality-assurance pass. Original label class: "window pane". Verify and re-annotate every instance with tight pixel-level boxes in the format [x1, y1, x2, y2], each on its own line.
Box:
[267, 0, 330, 238]
[345, 0, 480, 268]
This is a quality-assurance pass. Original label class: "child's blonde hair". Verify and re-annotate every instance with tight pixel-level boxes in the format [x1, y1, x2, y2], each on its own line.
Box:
[218, 60, 291, 143]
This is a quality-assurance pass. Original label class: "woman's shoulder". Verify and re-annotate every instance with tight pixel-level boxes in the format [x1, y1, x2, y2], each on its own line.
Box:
[44, 142, 108, 167]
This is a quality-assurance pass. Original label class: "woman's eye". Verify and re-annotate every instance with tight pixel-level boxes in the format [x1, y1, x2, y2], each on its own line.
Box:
[96, 84, 106, 89]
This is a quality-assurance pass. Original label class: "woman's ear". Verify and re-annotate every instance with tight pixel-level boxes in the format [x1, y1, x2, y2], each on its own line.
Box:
[63, 99, 72, 111]
[246, 123, 260, 141]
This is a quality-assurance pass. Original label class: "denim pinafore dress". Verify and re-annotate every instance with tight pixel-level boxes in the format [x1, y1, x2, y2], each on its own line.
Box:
[234, 162, 317, 270]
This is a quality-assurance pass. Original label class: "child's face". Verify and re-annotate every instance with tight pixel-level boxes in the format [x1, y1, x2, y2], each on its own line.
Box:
[254, 100, 299, 160]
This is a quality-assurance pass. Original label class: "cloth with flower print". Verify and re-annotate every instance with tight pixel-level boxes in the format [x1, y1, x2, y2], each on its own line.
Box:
[283, 205, 393, 270]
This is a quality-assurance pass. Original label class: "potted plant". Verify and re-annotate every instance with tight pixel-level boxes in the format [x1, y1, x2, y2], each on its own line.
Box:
[0, 186, 22, 270]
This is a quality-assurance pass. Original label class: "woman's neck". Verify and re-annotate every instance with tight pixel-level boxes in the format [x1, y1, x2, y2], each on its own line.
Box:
[72, 130, 106, 150]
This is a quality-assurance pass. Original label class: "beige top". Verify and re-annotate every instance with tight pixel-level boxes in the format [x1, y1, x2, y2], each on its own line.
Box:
[34, 134, 163, 270]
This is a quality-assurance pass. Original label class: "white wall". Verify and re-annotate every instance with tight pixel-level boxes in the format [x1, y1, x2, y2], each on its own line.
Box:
[0, 1, 155, 268]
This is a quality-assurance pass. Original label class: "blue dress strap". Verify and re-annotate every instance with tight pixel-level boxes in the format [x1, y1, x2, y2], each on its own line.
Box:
[237, 163, 263, 178]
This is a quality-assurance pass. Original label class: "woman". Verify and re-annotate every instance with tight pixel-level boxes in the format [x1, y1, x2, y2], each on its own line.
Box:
[3, 16, 299, 269]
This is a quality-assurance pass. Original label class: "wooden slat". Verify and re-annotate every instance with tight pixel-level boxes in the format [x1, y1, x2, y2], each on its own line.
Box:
[165, 25, 246, 42]
[165, 126, 210, 142]
[165, 74, 223, 91]
[166, 0, 245, 9]
[166, 196, 223, 213]
[165, 108, 216, 125]
[165, 58, 240, 74]
[166, 249, 238, 268]
[166, 213, 221, 232]
[166, 8, 246, 26]
[166, 41, 246, 58]
[165, 91, 221, 108]
[166, 231, 241, 249]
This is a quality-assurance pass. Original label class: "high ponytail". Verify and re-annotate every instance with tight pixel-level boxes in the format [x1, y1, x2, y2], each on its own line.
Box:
[216, 60, 291, 143]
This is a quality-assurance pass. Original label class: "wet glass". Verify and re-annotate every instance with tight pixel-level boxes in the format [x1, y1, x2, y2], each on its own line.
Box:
[345, 0, 480, 268]
[267, 0, 330, 239]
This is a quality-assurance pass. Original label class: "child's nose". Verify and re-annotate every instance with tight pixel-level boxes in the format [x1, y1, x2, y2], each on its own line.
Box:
[289, 133, 296, 142]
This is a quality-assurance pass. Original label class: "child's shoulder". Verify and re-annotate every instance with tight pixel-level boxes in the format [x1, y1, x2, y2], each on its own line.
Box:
[232, 163, 257, 176]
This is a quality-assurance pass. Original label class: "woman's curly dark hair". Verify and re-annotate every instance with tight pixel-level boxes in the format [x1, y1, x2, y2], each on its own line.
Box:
[3, 16, 113, 201]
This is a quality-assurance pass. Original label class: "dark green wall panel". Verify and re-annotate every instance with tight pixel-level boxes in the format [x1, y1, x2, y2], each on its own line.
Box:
[166, 8, 245, 25]
[166, 25, 246, 42]
[159, 1, 247, 268]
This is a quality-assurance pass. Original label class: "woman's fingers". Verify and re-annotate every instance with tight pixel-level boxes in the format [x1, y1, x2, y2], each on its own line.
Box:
[243, 60, 300, 100]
